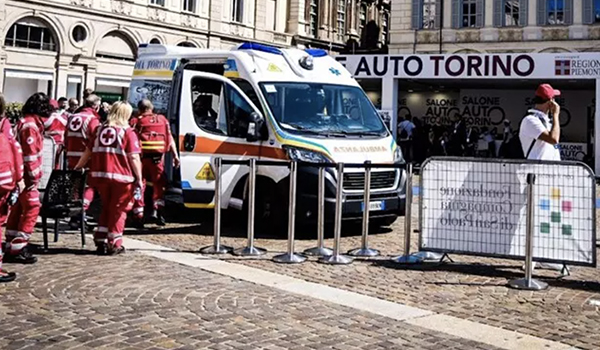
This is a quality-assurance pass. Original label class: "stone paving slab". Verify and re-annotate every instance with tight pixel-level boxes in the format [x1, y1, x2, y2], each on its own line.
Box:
[0, 234, 503, 350]
[127, 203, 600, 350]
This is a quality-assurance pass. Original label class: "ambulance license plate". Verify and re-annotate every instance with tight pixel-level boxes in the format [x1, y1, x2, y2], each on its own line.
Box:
[361, 201, 385, 212]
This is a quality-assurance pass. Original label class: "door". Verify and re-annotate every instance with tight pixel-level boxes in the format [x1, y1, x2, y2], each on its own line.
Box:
[178, 70, 265, 209]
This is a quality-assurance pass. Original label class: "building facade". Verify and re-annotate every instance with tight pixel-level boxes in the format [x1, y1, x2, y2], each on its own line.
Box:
[0, 0, 391, 103]
[390, 0, 600, 53]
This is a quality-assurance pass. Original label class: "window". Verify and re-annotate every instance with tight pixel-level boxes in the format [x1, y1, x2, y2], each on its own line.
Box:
[309, 0, 319, 37]
[547, 0, 565, 24]
[5, 20, 56, 51]
[266, 0, 277, 30]
[183, 0, 197, 12]
[337, 0, 346, 41]
[150, 38, 162, 44]
[503, 0, 520, 26]
[423, 0, 437, 28]
[150, 0, 165, 6]
[462, 0, 478, 27]
[359, 4, 367, 33]
[232, 0, 244, 22]
[381, 12, 390, 44]
[177, 41, 197, 47]
[596, 0, 600, 22]
[72, 25, 88, 43]
[191, 77, 255, 138]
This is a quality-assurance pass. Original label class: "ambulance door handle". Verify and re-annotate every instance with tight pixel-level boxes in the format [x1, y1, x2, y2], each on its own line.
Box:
[183, 133, 196, 152]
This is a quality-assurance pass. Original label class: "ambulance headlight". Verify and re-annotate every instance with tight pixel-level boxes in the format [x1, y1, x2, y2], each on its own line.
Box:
[284, 146, 328, 163]
[299, 56, 314, 70]
[394, 146, 405, 164]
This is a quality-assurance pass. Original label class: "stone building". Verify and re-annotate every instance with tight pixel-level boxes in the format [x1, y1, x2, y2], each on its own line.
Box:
[389, 0, 600, 53]
[0, 0, 391, 103]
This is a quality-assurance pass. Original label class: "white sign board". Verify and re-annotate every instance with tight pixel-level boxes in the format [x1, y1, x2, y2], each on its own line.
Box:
[420, 159, 595, 266]
[337, 53, 600, 80]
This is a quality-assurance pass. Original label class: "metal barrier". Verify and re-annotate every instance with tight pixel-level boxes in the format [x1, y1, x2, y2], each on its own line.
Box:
[417, 157, 596, 273]
[348, 161, 380, 257]
[200, 157, 232, 254]
[303, 167, 333, 257]
[392, 163, 422, 264]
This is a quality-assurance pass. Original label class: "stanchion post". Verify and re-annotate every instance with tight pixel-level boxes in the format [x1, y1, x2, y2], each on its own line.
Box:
[233, 158, 266, 256]
[349, 161, 379, 257]
[508, 173, 548, 290]
[200, 157, 232, 254]
[319, 163, 353, 265]
[274, 161, 307, 263]
[304, 167, 333, 257]
[393, 163, 422, 264]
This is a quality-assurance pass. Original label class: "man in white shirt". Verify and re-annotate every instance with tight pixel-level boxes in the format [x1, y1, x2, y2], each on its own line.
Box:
[519, 83, 566, 274]
[397, 115, 416, 162]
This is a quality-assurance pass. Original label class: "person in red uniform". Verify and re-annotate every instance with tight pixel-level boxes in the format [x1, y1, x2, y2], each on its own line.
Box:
[75, 101, 143, 255]
[0, 93, 23, 281]
[5, 93, 52, 264]
[65, 94, 101, 226]
[130, 99, 179, 227]
[44, 99, 68, 169]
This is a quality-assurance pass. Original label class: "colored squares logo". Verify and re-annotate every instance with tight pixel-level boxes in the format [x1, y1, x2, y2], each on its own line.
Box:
[540, 222, 550, 234]
[551, 188, 561, 199]
[551, 212, 561, 223]
[539, 199, 550, 211]
[562, 224, 572, 236]
[562, 201, 572, 212]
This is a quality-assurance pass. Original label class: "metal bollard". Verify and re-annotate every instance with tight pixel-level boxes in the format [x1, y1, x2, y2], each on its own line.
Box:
[200, 157, 232, 254]
[319, 163, 353, 265]
[233, 158, 266, 256]
[349, 161, 379, 257]
[508, 174, 548, 290]
[304, 167, 333, 257]
[273, 161, 307, 264]
[393, 163, 422, 264]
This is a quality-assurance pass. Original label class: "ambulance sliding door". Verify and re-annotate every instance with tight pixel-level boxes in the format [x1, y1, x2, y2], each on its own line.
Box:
[178, 69, 264, 209]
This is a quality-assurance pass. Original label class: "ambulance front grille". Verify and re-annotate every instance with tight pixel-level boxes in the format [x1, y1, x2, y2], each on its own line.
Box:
[343, 171, 397, 191]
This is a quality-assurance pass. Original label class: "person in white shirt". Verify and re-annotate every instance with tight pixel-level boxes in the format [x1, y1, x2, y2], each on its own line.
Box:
[519, 83, 566, 274]
[397, 115, 416, 162]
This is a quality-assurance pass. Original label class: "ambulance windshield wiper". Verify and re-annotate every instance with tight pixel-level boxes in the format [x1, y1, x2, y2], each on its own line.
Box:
[335, 130, 386, 137]
[281, 123, 347, 137]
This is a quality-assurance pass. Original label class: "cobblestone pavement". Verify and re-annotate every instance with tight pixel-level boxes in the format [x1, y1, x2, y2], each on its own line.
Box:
[0, 235, 500, 350]
[130, 199, 600, 350]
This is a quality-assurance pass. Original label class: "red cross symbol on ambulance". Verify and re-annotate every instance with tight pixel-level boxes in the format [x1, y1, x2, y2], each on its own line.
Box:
[69, 116, 83, 132]
[100, 127, 117, 146]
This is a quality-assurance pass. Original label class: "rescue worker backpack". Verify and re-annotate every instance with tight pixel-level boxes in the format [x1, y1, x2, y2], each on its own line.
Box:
[0, 119, 19, 192]
[136, 114, 169, 154]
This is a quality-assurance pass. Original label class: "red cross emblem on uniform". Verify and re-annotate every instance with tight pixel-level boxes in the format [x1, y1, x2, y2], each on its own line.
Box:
[100, 127, 117, 146]
[69, 116, 83, 132]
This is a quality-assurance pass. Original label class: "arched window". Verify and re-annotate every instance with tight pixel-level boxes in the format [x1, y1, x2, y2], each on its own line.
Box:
[4, 17, 57, 51]
[149, 38, 162, 44]
[96, 31, 136, 61]
[177, 41, 197, 47]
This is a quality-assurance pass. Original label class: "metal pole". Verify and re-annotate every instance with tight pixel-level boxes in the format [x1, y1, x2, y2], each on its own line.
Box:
[274, 161, 307, 263]
[349, 161, 379, 257]
[319, 163, 353, 265]
[508, 174, 548, 290]
[304, 167, 333, 257]
[200, 157, 232, 254]
[233, 158, 266, 256]
[393, 163, 422, 264]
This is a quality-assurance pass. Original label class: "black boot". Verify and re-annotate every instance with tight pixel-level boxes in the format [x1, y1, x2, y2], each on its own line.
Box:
[4, 246, 37, 264]
[96, 242, 108, 256]
[108, 246, 125, 256]
[152, 209, 166, 227]
[0, 269, 16, 283]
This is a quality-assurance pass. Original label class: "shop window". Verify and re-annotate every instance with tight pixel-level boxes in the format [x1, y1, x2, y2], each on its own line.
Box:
[232, 0, 244, 23]
[582, 0, 600, 23]
[150, 0, 165, 6]
[309, 0, 319, 37]
[537, 0, 572, 25]
[5, 19, 57, 51]
[412, 0, 441, 29]
[72, 25, 88, 43]
[337, 0, 346, 41]
[183, 0, 197, 12]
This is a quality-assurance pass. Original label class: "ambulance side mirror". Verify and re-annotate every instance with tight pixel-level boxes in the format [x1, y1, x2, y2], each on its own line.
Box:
[246, 112, 264, 143]
[183, 133, 196, 151]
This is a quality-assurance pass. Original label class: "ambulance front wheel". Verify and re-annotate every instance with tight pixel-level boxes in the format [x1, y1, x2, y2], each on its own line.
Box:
[244, 178, 287, 237]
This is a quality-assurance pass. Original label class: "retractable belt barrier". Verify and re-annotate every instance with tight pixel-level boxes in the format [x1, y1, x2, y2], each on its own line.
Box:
[200, 158, 410, 265]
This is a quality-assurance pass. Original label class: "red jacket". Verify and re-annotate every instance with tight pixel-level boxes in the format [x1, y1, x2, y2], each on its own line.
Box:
[17, 115, 44, 187]
[0, 118, 23, 187]
[65, 107, 100, 168]
[89, 125, 141, 185]
[43, 111, 68, 145]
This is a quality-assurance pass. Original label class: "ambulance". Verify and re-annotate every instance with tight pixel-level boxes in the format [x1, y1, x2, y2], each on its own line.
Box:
[128, 42, 406, 232]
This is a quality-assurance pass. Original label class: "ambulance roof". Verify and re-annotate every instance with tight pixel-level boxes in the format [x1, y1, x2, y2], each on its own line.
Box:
[136, 43, 359, 87]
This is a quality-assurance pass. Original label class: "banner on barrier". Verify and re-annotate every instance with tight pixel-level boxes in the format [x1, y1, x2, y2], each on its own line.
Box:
[420, 158, 596, 266]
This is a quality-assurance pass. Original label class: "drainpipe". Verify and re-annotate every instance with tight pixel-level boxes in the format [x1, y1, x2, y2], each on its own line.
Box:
[439, 0, 444, 54]
[207, 0, 212, 47]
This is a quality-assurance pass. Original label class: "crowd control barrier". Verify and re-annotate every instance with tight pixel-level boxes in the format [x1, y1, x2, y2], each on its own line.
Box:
[417, 157, 596, 289]
[200, 158, 409, 265]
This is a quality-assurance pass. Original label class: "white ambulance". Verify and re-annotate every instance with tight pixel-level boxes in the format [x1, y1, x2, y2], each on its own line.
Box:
[128, 42, 406, 232]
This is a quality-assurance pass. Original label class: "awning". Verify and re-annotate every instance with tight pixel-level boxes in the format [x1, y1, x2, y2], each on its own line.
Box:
[96, 78, 130, 88]
[67, 76, 82, 84]
[5, 70, 53, 81]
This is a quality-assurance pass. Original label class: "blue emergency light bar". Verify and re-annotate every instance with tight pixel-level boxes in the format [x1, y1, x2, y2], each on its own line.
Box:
[304, 48, 328, 57]
[238, 42, 283, 55]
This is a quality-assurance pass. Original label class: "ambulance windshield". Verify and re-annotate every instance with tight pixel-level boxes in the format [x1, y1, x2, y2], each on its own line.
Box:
[259, 83, 388, 137]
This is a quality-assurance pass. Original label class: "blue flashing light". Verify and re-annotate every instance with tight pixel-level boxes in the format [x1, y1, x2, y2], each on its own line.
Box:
[238, 42, 283, 55]
[181, 181, 192, 189]
[304, 48, 328, 57]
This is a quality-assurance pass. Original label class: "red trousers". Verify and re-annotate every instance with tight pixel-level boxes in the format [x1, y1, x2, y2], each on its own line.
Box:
[94, 182, 133, 250]
[133, 157, 166, 218]
[0, 192, 9, 270]
[6, 186, 40, 255]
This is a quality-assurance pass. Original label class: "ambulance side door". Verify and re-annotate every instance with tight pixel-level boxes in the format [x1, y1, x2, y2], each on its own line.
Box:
[178, 69, 265, 209]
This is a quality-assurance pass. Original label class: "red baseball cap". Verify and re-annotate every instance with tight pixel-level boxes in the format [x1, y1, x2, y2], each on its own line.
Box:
[535, 84, 561, 100]
[49, 99, 59, 109]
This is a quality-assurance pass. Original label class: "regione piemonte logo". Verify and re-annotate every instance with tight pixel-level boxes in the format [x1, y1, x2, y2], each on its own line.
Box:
[555, 60, 571, 76]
